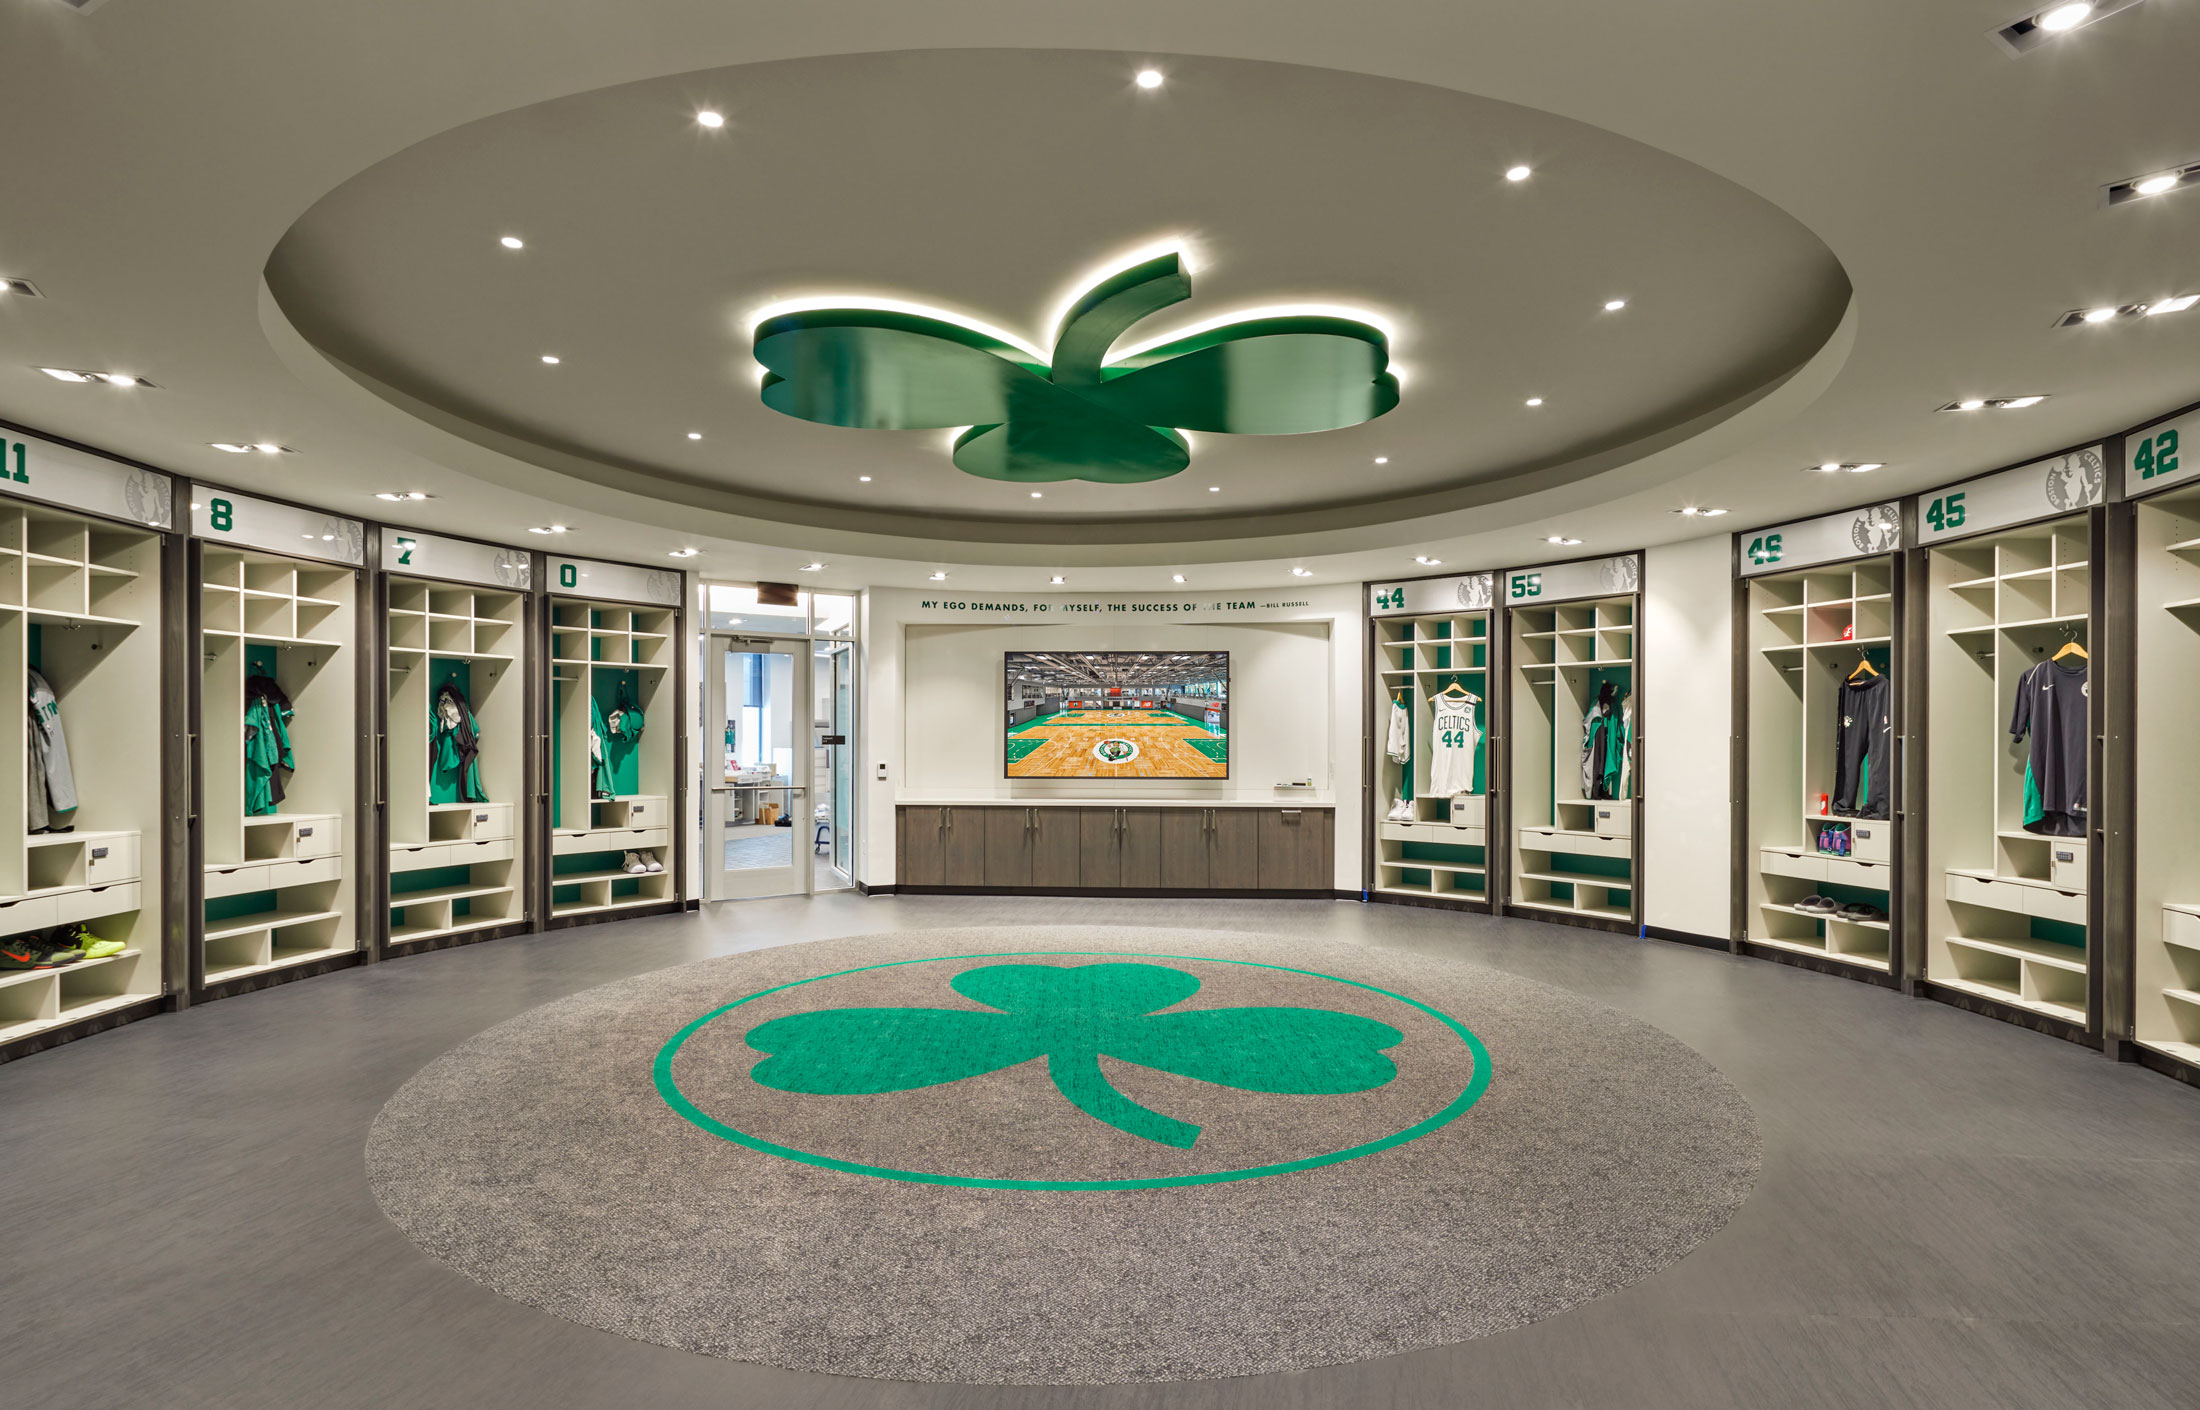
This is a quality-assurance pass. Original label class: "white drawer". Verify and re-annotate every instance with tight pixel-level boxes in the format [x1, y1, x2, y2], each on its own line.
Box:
[1846, 821, 1891, 863]
[1591, 803, 1631, 838]
[554, 830, 605, 855]
[1448, 795, 1486, 827]
[204, 862, 269, 898]
[468, 803, 514, 840]
[1378, 822, 1419, 843]
[628, 827, 669, 849]
[390, 844, 450, 872]
[1761, 849, 1826, 883]
[84, 833, 140, 885]
[293, 816, 341, 857]
[2049, 839, 2087, 890]
[2025, 885, 2086, 925]
[452, 837, 515, 865]
[265, 855, 341, 889]
[1442, 824, 1487, 846]
[0, 894, 59, 935]
[1518, 826, 1560, 845]
[1825, 858, 1890, 891]
[1947, 872, 2024, 913]
[622, 796, 665, 826]
[56, 882, 140, 927]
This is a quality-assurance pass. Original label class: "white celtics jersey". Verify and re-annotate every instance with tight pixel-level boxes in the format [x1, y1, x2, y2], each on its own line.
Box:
[1427, 693, 1481, 797]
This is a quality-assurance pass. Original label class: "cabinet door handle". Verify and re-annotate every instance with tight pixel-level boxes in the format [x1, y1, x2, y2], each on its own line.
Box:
[944, 809, 952, 832]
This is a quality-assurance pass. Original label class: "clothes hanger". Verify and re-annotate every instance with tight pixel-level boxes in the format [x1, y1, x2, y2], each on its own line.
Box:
[2052, 639, 2088, 662]
[1437, 681, 1475, 699]
[1848, 651, 1879, 680]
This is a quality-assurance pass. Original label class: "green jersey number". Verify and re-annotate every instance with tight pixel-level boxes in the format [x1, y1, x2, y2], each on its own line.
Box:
[1375, 586, 1405, 610]
[1747, 533, 1784, 566]
[207, 498, 235, 532]
[1438, 728, 1469, 747]
[1924, 491, 1966, 534]
[0, 437, 27, 485]
[2134, 428, 2181, 481]
[1509, 572, 1542, 600]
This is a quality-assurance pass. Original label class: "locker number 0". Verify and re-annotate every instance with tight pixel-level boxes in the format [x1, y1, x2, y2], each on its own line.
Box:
[1509, 572, 1542, 599]
[2134, 428, 2181, 481]
[559, 563, 577, 588]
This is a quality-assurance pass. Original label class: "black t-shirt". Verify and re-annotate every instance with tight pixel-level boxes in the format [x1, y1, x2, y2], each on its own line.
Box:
[2010, 657, 2087, 836]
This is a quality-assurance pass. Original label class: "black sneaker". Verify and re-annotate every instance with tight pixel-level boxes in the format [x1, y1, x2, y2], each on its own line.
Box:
[1835, 903, 1886, 923]
[0, 933, 79, 969]
[1793, 895, 1840, 914]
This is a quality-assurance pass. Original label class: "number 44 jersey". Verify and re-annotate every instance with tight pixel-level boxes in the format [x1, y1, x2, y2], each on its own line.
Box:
[1428, 692, 1482, 797]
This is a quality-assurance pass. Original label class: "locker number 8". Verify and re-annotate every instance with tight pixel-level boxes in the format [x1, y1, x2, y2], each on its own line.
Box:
[208, 498, 234, 532]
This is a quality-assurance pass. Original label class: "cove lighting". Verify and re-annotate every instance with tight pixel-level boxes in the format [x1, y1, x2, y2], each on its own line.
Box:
[1135, 69, 1164, 89]
[696, 110, 725, 128]
[1505, 165, 1532, 182]
[375, 491, 432, 501]
[500, 236, 524, 249]
[668, 548, 699, 558]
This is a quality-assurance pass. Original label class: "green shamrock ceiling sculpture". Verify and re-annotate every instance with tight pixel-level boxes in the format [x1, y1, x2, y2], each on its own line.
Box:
[744, 961, 1404, 1148]
[751, 253, 1401, 483]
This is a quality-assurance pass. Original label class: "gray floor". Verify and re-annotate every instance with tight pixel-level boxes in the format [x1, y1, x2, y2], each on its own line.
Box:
[8, 895, 2200, 1409]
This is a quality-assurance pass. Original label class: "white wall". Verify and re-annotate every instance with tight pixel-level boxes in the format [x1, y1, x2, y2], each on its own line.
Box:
[1643, 534, 1733, 938]
[860, 585, 1363, 890]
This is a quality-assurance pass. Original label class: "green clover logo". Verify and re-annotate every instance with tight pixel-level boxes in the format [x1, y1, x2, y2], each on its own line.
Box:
[752, 252, 1400, 483]
[744, 961, 1402, 1148]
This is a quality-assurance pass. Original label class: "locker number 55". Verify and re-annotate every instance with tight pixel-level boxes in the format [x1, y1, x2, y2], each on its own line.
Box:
[1509, 572, 1542, 599]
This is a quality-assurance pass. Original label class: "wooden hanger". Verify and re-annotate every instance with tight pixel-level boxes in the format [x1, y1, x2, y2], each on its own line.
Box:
[2052, 639, 2088, 662]
[1848, 655, 1879, 680]
[1436, 681, 1476, 699]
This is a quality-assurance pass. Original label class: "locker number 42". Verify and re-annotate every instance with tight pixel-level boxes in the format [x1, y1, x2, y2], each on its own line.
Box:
[2134, 428, 2181, 481]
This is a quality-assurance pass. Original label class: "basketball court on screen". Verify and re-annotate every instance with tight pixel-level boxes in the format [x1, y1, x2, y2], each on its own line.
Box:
[1006, 707, 1228, 779]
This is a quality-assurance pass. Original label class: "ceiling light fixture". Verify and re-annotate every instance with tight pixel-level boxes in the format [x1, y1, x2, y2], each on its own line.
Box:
[1135, 69, 1164, 88]
[540, 354, 560, 365]
[2039, 2, 2095, 29]
[252, 443, 286, 454]
[2082, 306, 2119, 322]
[1373, 456, 1389, 465]
[374, 491, 432, 501]
[1049, 575, 1066, 584]
[41, 368, 153, 387]
[668, 548, 699, 558]
[212, 443, 252, 453]
[527, 524, 568, 534]
[858, 475, 873, 482]
[1505, 165, 1532, 182]
[1603, 299, 1627, 312]
[929, 571, 948, 581]
[1805, 462, 1884, 474]
[696, 109, 725, 128]
[2148, 294, 2200, 315]
[1941, 396, 2048, 411]
[1291, 567, 1313, 577]
[1030, 491, 1043, 498]
[1994, 0, 2142, 53]
[1207, 485, 1220, 493]
[40, 368, 89, 381]
[1415, 555, 1442, 565]
[2105, 158, 2198, 205]
[0, 278, 43, 297]
[687, 431, 702, 440]
[1546, 535, 1582, 546]
[1674, 506, 1730, 517]
[1173, 574, 1186, 584]
[500, 236, 524, 250]
[1525, 396, 1544, 407]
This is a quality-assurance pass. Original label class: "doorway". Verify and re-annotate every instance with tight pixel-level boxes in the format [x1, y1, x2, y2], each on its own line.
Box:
[707, 637, 812, 899]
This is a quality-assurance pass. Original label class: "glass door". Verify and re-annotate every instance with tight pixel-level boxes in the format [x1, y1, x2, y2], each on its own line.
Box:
[708, 637, 810, 899]
[813, 637, 855, 890]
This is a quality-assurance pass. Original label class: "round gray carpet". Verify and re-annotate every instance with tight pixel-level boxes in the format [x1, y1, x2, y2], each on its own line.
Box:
[367, 927, 1760, 1383]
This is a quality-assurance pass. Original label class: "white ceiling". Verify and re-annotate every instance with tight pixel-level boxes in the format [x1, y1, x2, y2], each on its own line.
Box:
[1, 1, 2197, 592]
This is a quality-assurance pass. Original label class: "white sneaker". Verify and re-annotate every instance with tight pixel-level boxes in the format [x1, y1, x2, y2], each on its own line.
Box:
[621, 851, 650, 875]
[643, 854, 664, 873]
[1386, 795, 1415, 822]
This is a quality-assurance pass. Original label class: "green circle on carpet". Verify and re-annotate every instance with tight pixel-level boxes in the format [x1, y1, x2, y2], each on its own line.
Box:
[367, 927, 1761, 1384]
[653, 951, 1493, 1190]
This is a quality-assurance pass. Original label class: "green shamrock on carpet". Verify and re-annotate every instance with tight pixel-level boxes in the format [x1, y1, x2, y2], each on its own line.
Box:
[752, 252, 1400, 483]
[745, 962, 1404, 1148]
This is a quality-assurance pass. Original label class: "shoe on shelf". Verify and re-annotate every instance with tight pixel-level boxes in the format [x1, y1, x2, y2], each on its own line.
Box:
[0, 933, 80, 969]
[52, 923, 125, 961]
[1793, 894, 1840, 914]
[1835, 903, 1886, 923]
[621, 852, 651, 876]
[643, 854, 664, 873]
[1386, 796, 1414, 822]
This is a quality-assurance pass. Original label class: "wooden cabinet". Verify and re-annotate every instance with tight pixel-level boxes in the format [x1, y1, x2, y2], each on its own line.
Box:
[896, 806, 1330, 894]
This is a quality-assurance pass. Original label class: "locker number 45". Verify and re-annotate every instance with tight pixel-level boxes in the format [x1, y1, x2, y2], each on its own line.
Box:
[1924, 491, 1966, 533]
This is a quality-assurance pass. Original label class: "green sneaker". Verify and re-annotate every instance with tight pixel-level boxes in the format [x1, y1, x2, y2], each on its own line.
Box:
[50, 923, 122, 962]
[0, 933, 78, 969]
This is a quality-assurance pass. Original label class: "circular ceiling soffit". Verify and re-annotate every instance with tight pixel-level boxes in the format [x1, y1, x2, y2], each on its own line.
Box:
[267, 49, 1850, 545]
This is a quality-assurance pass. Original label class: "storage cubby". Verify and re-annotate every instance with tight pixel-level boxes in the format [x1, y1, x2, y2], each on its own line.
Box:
[1371, 603, 1490, 902]
[1509, 591, 1637, 925]
[1924, 519, 2091, 1024]
[386, 577, 527, 946]
[550, 595, 676, 919]
[199, 547, 357, 986]
[2132, 485, 2200, 1066]
[1744, 554, 1897, 972]
[0, 499, 161, 1045]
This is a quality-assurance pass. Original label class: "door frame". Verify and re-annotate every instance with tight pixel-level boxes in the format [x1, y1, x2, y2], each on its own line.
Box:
[707, 632, 814, 900]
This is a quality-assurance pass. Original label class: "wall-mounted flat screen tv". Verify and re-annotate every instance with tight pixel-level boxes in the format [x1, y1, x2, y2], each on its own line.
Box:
[1004, 651, 1230, 779]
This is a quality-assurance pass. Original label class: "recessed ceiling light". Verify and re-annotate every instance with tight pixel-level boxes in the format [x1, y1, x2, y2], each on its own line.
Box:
[687, 431, 703, 440]
[858, 475, 873, 482]
[1415, 555, 1442, 565]
[0, 277, 41, 297]
[800, 562, 825, 571]
[1135, 69, 1164, 88]
[1996, 0, 2142, 53]
[2082, 306, 2119, 323]
[527, 524, 568, 534]
[1207, 485, 1220, 493]
[1172, 574, 1186, 584]
[374, 491, 432, 501]
[1819, 462, 1842, 472]
[668, 548, 699, 558]
[2106, 160, 2197, 204]
[1049, 575, 1066, 584]
[929, 571, 948, 580]
[253, 442, 286, 454]
[1957, 399, 1987, 411]
[42, 368, 153, 387]
[696, 109, 725, 128]
[1291, 567, 1313, 577]
[1603, 299, 1627, 312]
[2148, 294, 2200, 315]
[1805, 461, 1884, 474]
[1373, 456, 1389, 465]
[2136, 173, 2181, 195]
[1855, 463, 1884, 472]
[2002, 395, 2047, 408]
[1546, 535, 1582, 545]
[99, 373, 139, 387]
[212, 443, 252, 453]
[1525, 396, 1544, 407]
[2038, 2, 2094, 30]
[500, 236, 524, 250]
[1030, 491, 1043, 498]
[40, 368, 89, 381]
[1505, 165, 1532, 182]
[541, 354, 560, 365]
[1674, 506, 1730, 517]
